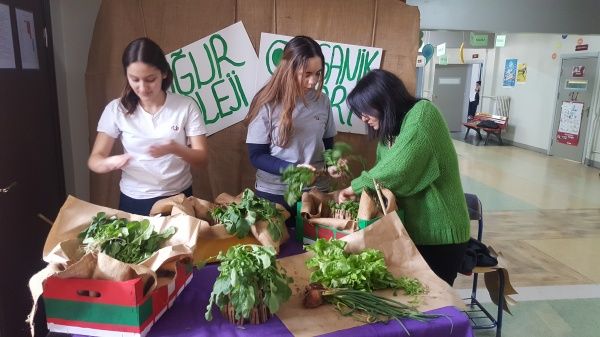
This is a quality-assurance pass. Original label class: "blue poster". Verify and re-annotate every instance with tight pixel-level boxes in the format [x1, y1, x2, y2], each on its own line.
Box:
[503, 58, 517, 87]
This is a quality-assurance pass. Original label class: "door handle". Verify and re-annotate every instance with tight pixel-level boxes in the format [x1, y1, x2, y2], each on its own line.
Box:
[1, 181, 17, 193]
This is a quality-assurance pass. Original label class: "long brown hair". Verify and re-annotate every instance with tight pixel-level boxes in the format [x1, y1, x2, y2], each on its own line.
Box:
[120, 37, 173, 115]
[245, 36, 325, 147]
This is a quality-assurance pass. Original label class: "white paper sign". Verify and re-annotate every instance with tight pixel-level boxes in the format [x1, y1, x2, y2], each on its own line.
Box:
[258, 33, 383, 134]
[15, 8, 38, 69]
[0, 4, 16, 69]
[436, 43, 446, 56]
[167, 22, 258, 136]
[558, 101, 583, 135]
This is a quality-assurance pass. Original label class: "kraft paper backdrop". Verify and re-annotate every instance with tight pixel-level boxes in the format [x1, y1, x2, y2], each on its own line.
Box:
[276, 211, 464, 337]
[86, 0, 419, 208]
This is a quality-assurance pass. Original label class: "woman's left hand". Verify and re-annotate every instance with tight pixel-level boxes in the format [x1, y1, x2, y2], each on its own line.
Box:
[148, 140, 176, 158]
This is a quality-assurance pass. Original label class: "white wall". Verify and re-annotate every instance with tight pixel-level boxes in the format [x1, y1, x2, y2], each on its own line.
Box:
[421, 33, 600, 164]
[50, 0, 101, 199]
[491, 34, 600, 160]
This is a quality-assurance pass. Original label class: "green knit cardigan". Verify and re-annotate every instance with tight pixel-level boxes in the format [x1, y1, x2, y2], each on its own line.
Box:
[351, 100, 470, 245]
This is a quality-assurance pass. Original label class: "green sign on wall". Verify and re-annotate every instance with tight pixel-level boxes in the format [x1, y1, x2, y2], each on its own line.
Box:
[470, 32, 489, 47]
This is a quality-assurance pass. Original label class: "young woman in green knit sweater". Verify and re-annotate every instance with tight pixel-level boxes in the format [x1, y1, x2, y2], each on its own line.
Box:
[338, 69, 470, 286]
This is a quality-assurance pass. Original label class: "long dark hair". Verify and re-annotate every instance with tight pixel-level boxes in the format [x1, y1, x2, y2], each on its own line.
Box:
[347, 69, 420, 145]
[245, 35, 325, 147]
[120, 37, 173, 115]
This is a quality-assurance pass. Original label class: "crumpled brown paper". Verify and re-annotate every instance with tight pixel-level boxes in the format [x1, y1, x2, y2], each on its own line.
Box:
[475, 246, 518, 314]
[27, 195, 201, 336]
[276, 211, 464, 337]
[300, 187, 397, 231]
[150, 191, 290, 263]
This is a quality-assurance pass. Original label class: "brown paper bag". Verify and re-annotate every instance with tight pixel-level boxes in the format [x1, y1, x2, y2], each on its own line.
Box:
[299, 187, 398, 233]
[150, 191, 290, 263]
[276, 211, 464, 337]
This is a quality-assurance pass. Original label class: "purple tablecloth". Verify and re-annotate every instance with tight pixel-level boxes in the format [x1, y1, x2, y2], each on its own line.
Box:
[147, 236, 474, 337]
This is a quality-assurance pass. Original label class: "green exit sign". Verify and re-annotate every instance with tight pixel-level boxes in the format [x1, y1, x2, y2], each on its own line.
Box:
[470, 32, 488, 47]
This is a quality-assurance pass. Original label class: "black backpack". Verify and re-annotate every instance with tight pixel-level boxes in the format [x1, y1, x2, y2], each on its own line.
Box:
[477, 120, 500, 129]
[459, 238, 498, 275]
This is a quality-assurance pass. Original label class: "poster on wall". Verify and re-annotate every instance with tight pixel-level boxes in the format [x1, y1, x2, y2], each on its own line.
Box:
[0, 3, 16, 68]
[15, 8, 38, 69]
[166, 22, 258, 136]
[258, 33, 383, 134]
[502, 58, 517, 87]
[517, 63, 527, 83]
[556, 101, 584, 146]
[572, 65, 585, 77]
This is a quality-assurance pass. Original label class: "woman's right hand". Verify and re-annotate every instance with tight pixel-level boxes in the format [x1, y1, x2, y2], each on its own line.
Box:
[88, 132, 130, 173]
[103, 154, 131, 171]
[338, 186, 356, 202]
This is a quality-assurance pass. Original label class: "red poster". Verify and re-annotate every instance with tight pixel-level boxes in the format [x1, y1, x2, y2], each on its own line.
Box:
[555, 101, 583, 146]
[556, 131, 579, 146]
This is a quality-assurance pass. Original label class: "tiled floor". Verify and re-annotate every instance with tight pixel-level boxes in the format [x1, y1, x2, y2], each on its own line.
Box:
[452, 137, 600, 337]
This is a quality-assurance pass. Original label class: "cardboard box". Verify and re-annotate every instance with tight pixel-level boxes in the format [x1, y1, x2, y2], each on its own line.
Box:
[44, 262, 193, 337]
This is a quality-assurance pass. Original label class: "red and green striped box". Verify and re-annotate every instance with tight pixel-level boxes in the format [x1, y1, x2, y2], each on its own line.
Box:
[43, 261, 193, 337]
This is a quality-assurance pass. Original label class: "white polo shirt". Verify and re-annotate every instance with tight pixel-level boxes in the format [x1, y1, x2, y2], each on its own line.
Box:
[97, 92, 206, 199]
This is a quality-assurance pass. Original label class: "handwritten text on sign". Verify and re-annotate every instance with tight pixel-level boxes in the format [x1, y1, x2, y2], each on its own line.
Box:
[167, 22, 258, 135]
[258, 33, 383, 134]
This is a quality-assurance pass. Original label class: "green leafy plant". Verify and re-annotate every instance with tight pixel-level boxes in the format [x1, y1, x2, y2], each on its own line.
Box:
[281, 165, 315, 206]
[323, 142, 353, 177]
[205, 245, 293, 324]
[305, 239, 426, 295]
[78, 212, 176, 264]
[328, 200, 360, 220]
[210, 189, 284, 241]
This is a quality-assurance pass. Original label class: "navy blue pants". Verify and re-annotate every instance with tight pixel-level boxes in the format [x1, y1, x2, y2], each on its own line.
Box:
[254, 190, 296, 228]
[119, 186, 193, 216]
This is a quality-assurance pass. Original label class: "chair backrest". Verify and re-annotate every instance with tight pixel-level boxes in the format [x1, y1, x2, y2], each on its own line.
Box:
[464, 193, 483, 241]
[494, 96, 510, 117]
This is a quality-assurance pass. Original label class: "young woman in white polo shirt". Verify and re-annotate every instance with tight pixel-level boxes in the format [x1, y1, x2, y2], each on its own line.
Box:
[88, 37, 208, 215]
[245, 36, 337, 226]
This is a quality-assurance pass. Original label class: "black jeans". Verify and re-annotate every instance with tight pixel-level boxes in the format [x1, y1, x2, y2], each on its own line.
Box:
[119, 186, 193, 216]
[416, 241, 469, 286]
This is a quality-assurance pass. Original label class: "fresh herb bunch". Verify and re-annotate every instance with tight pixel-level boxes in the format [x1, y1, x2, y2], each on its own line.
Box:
[78, 212, 176, 264]
[210, 189, 284, 241]
[205, 245, 293, 323]
[323, 142, 353, 177]
[281, 165, 315, 206]
[305, 239, 426, 295]
[328, 200, 360, 220]
[303, 283, 441, 334]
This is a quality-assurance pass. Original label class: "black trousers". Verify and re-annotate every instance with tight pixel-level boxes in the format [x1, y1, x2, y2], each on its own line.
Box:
[416, 242, 468, 286]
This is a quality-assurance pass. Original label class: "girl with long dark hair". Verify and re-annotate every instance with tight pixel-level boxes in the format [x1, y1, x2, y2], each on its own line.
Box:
[88, 37, 208, 215]
[246, 36, 336, 222]
[339, 69, 470, 285]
